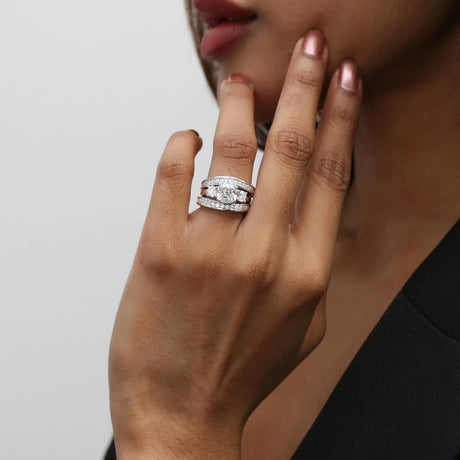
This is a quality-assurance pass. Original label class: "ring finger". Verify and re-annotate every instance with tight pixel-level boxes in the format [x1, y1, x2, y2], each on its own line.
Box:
[194, 74, 258, 226]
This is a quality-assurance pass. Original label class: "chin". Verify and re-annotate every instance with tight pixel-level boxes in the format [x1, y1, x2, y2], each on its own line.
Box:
[217, 41, 334, 125]
[250, 73, 332, 125]
[253, 92, 278, 125]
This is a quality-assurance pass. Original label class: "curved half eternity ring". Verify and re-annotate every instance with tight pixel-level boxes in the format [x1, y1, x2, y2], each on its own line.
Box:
[196, 175, 256, 212]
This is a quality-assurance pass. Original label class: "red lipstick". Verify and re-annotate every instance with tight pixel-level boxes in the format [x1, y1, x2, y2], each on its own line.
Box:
[192, 0, 257, 59]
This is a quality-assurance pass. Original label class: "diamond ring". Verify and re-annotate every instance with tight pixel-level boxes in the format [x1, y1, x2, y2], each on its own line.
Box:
[196, 175, 255, 212]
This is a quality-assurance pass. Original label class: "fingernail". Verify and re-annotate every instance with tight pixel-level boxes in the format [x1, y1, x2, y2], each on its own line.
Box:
[227, 73, 254, 90]
[338, 59, 360, 92]
[189, 129, 200, 137]
[301, 29, 325, 58]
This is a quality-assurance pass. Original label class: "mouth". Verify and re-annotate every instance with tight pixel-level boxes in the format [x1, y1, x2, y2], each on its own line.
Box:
[193, 0, 258, 30]
[193, 0, 257, 58]
[202, 15, 258, 30]
[199, 18, 257, 59]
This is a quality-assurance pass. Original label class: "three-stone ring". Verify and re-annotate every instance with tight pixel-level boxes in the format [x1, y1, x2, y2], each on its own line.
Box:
[196, 175, 255, 212]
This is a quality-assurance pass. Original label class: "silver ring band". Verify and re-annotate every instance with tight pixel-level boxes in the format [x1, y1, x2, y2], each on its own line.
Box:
[201, 175, 255, 194]
[197, 175, 255, 213]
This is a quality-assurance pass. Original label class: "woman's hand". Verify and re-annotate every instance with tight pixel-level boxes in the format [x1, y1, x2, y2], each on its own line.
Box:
[108, 29, 362, 459]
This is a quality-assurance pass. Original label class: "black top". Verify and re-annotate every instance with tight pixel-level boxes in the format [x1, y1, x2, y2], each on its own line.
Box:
[103, 218, 460, 460]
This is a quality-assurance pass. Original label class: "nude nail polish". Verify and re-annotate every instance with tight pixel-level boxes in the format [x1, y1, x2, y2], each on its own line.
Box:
[338, 59, 360, 92]
[228, 73, 249, 83]
[227, 73, 253, 90]
[301, 29, 325, 58]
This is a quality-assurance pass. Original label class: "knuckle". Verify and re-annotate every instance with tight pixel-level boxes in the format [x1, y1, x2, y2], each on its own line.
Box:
[168, 130, 187, 142]
[232, 246, 278, 286]
[302, 303, 327, 354]
[330, 103, 359, 126]
[109, 340, 133, 375]
[186, 243, 225, 279]
[236, 258, 275, 286]
[290, 64, 321, 91]
[157, 156, 192, 183]
[136, 238, 179, 278]
[314, 304, 327, 335]
[166, 130, 196, 146]
[304, 268, 329, 298]
[149, 254, 177, 279]
[311, 314, 327, 347]
[312, 156, 351, 193]
[221, 81, 254, 100]
[214, 132, 258, 166]
[270, 127, 314, 168]
[134, 237, 153, 269]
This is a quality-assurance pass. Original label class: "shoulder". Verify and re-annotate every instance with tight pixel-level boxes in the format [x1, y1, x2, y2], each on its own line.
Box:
[401, 217, 460, 341]
[291, 218, 460, 460]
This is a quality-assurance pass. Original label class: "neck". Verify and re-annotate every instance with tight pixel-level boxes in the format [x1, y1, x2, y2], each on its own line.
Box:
[340, 22, 460, 245]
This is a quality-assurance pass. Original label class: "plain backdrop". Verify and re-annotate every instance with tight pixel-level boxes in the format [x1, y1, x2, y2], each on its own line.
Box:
[0, 1, 263, 459]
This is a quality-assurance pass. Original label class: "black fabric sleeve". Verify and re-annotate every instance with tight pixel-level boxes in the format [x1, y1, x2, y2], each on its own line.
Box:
[103, 438, 116, 459]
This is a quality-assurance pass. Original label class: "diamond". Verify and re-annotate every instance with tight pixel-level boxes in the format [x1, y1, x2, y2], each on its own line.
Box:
[196, 196, 249, 212]
[201, 176, 255, 195]
[206, 186, 217, 198]
[216, 186, 238, 204]
[237, 190, 247, 202]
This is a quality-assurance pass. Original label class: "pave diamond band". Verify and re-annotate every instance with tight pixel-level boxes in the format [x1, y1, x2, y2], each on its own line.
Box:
[201, 176, 255, 194]
[197, 175, 255, 213]
[196, 196, 250, 212]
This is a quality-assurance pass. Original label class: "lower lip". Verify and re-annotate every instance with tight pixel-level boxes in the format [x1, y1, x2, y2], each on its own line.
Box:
[200, 19, 255, 59]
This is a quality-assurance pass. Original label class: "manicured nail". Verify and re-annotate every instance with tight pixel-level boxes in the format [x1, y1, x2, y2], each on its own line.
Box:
[228, 73, 254, 90]
[301, 29, 325, 58]
[338, 59, 360, 92]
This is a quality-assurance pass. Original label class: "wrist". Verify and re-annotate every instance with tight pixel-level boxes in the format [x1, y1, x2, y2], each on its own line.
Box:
[113, 414, 243, 460]
[115, 438, 241, 460]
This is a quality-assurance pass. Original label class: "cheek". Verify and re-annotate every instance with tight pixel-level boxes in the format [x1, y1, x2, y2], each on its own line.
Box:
[258, 0, 456, 75]
[313, 0, 456, 78]
[216, 0, 455, 123]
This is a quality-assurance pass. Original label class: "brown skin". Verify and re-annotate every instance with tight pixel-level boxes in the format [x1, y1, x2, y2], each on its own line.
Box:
[220, 0, 458, 121]
[109, 33, 362, 458]
[219, 2, 460, 458]
[108, 1, 460, 458]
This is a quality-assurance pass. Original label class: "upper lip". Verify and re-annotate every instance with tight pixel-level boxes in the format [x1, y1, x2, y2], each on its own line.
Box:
[192, 0, 257, 27]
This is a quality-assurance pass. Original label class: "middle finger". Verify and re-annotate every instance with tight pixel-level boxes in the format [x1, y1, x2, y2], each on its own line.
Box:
[245, 29, 328, 229]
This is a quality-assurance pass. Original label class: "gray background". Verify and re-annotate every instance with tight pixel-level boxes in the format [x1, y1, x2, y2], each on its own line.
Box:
[0, 1, 263, 458]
